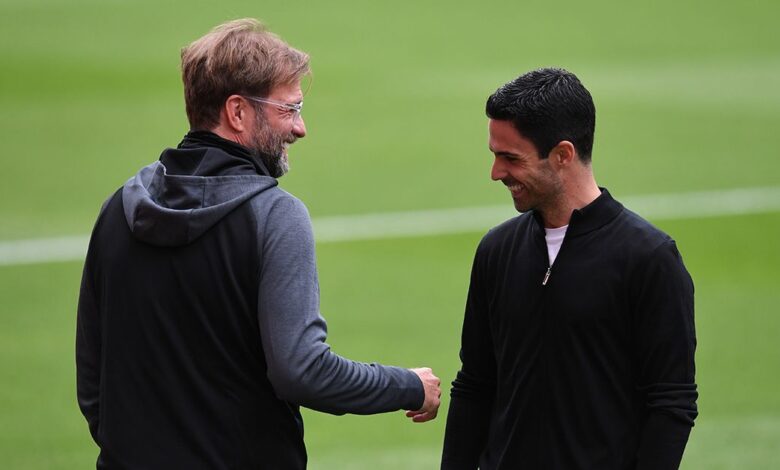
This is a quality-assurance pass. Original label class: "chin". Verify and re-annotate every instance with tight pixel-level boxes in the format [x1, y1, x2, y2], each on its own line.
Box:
[512, 199, 530, 213]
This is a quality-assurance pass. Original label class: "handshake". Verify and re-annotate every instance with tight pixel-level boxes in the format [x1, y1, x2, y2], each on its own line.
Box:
[406, 368, 442, 423]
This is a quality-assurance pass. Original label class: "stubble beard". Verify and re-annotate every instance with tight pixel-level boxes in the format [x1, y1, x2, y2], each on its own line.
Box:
[511, 162, 564, 214]
[249, 112, 294, 178]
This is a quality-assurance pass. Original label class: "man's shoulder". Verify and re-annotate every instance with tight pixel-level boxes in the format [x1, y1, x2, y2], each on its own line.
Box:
[477, 212, 534, 251]
[612, 205, 675, 252]
[245, 186, 312, 236]
[493, 211, 534, 234]
[248, 185, 307, 213]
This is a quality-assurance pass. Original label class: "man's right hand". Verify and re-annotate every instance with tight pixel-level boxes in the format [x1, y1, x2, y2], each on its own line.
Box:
[406, 367, 441, 423]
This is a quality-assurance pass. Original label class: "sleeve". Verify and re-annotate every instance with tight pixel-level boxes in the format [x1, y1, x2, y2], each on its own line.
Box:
[254, 195, 424, 415]
[76, 235, 102, 443]
[441, 243, 496, 469]
[632, 239, 698, 469]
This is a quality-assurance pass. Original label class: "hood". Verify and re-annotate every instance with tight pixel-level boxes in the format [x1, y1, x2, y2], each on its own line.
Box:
[121, 134, 278, 247]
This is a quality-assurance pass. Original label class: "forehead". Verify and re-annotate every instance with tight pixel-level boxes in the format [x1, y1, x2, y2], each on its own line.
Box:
[488, 119, 537, 155]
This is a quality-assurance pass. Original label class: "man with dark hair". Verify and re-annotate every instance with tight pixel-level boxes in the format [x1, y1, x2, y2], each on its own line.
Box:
[76, 18, 440, 469]
[441, 68, 697, 469]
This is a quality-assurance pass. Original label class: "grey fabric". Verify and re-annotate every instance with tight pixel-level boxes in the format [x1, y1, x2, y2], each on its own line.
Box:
[122, 161, 278, 247]
[250, 195, 423, 414]
[120, 161, 424, 414]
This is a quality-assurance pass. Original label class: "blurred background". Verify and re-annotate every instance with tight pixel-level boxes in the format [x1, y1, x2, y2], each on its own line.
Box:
[1, 0, 778, 468]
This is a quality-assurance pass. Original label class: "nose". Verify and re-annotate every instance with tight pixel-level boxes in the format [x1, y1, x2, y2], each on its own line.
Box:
[491, 156, 506, 181]
[292, 115, 306, 138]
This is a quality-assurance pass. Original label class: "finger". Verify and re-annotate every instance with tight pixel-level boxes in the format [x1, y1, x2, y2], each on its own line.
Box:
[406, 408, 428, 419]
[412, 411, 437, 423]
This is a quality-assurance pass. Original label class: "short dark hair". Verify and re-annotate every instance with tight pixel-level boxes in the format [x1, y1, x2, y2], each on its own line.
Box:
[486, 68, 595, 162]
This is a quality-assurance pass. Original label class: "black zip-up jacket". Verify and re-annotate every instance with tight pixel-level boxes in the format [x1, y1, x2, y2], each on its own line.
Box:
[441, 189, 697, 469]
[76, 132, 423, 469]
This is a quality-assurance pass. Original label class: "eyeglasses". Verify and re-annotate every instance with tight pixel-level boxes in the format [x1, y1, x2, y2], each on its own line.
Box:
[245, 96, 303, 121]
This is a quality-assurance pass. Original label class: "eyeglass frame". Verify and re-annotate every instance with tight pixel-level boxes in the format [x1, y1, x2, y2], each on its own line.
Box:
[244, 96, 303, 120]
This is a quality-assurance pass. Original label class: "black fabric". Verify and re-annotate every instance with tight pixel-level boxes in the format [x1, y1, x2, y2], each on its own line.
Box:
[441, 189, 697, 470]
[77, 138, 306, 469]
[171, 130, 272, 177]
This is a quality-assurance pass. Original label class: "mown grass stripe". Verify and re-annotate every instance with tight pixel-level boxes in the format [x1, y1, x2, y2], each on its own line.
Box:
[1, 186, 779, 266]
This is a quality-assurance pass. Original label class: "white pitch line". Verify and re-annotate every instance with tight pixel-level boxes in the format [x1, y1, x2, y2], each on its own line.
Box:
[0, 234, 90, 267]
[1, 186, 779, 267]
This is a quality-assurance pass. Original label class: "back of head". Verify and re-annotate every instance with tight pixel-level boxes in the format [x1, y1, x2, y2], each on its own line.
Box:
[181, 18, 310, 131]
[486, 68, 596, 162]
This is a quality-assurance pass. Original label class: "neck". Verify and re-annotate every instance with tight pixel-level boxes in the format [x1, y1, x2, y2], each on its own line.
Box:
[540, 170, 601, 228]
[210, 124, 250, 149]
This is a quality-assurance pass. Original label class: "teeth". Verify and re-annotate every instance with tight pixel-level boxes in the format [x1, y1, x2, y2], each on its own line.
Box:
[508, 184, 522, 191]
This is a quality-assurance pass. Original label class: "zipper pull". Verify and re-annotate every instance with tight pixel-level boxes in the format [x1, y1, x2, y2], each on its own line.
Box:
[542, 266, 552, 286]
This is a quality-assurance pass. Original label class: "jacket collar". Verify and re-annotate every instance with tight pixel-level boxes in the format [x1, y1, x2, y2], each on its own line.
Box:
[175, 130, 272, 177]
[532, 188, 623, 237]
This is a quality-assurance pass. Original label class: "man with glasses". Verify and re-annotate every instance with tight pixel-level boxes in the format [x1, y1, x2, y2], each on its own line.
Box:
[76, 18, 440, 469]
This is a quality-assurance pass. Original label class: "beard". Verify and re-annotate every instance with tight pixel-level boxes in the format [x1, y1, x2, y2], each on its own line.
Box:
[248, 112, 295, 178]
[506, 161, 564, 214]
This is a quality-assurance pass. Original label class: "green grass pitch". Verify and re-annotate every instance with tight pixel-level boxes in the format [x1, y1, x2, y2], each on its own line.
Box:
[1, 0, 779, 468]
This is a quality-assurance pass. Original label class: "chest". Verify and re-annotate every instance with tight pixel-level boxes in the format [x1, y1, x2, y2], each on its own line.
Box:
[486, 233, 633, 347]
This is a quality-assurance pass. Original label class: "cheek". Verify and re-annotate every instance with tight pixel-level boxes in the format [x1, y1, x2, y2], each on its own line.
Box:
[536, 162, 557, 182]
[505, 164, 528, 180]
[514, 167, 539, 184]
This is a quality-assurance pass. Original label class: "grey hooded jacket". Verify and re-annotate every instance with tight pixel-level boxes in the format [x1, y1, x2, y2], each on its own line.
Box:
[76, 131, 423, 469]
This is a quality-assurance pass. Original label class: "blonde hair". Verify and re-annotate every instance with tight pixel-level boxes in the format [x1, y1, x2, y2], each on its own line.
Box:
[181, 18, 310, 130]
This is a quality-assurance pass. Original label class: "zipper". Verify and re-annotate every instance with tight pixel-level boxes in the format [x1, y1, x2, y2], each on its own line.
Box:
[542, 266, 552, 286]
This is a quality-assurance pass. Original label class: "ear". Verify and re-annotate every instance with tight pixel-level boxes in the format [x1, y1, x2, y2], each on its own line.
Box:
[549, 140, 576, 169]
[221, 95, 252, 133]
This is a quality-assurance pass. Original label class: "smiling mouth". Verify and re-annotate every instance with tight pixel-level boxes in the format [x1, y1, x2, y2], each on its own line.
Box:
[506, 182, 524, 197]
